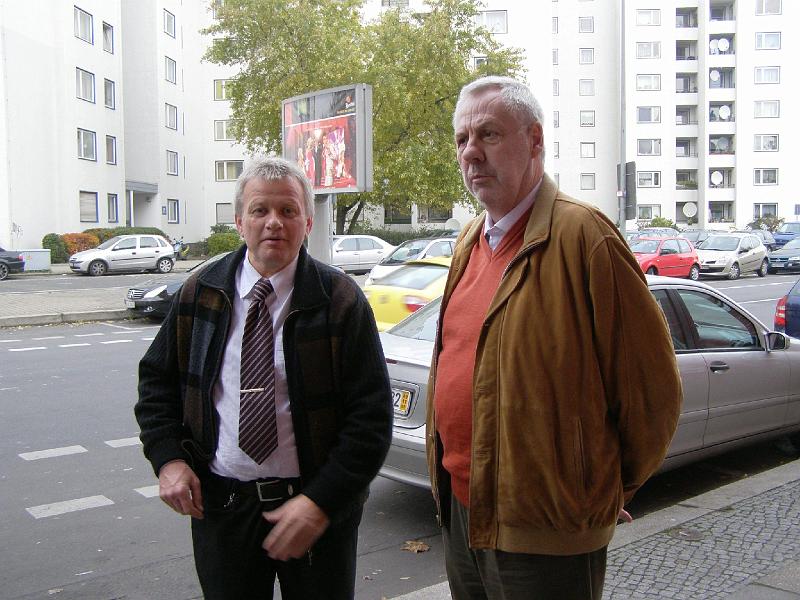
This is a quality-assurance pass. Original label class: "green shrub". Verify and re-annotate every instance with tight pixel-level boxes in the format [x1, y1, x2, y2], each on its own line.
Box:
[210, 224, 236, 235]
[42, 233, 69, 263]
[62, 232, 100, 255]
[207, 232, 243, 256]
[82, 226, 169, 242]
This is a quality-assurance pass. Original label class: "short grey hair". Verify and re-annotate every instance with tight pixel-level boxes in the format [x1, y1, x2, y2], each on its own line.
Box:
[453, 76, 544, 130]
[234, 156, 315, 218]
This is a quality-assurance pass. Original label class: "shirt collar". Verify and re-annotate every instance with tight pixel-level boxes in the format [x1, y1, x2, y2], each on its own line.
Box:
[238, 251, 298, 304]
[483, 178, 542, 237]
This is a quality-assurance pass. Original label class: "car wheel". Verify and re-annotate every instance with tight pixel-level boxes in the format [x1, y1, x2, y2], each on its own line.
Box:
[688, 264, 700, 281]
[88, 260, 107, 276]
[0, 263, 8, 281]
[757, 259, 769, 277]
[646, 267, 657, 275]
[728, 262, 740, 280]
[156, 257, 174, 274]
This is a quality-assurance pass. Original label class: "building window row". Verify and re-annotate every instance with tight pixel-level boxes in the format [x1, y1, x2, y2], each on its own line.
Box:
[75, 68, 115, 109]
[754, 66, 780, 84]
[165, 56, 177, 84]
[216, 160, 244, 181]
[77, 128, 117, 164]
[214, 79, 232, 101]
[636, 41, 660, 59]
[164, 9, 176, 37]
[74, 6, 114, 53]
[754, 100, 780, 118]
[754, 168, 778, 185]
[167, 150, 179, 176]
[754, 134, 778, 151]
[167, 198, 180, 223]
[165, 103, 178, 130]
[79, 191, 119, 223]
[756, 32, 781, 49]
[756, 0, 781, 16]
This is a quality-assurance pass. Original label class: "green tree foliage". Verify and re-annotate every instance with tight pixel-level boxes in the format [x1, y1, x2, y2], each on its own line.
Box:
[207, 232, 244, 256]
[204, 0, 524, 233]
[648, 216, 679, 230]
[748, 215, 784, 233]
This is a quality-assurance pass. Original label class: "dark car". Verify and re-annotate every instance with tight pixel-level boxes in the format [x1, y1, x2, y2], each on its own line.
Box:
[773, 222, 800, 249]
[124, 252, 230, 318]
[768, 238, 800, 274]
[0, 246, 25, 280]
[776, 279, 800, 338]
[735, 229, 777, 252]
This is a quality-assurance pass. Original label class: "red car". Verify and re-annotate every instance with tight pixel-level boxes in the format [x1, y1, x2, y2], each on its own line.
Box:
[630, 236, 700, 280]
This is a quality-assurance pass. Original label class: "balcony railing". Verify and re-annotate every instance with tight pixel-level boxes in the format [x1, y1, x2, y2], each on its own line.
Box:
[676, 181, 698, 190]
[676, 119, 699, 125]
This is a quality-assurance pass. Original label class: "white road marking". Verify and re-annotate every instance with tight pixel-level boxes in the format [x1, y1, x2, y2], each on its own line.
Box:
[100, 340, 132, 345]
[112, 330, 143, 335]
[141, 337, 155, 341]
[134, 485, 160, 498]
[75, 333, 104, 338]
[32, 336, 65, 341]
[58, 343, 91, 348]
[0, 340, 22, 343]
[26, 495, 114, 519]
[0, 387, 20, 392]
[19, 446, 88, 461]
[104, 437, 141, 448]
[8, 347, 47, 352]
[739, 297, 782, 304]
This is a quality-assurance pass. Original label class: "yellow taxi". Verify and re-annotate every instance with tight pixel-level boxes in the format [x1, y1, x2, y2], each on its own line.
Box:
[363, 257, 451, 331]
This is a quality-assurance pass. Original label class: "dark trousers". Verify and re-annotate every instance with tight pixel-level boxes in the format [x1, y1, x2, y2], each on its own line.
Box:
[443, 495, 607, 600]
[191, 474, 361, 600]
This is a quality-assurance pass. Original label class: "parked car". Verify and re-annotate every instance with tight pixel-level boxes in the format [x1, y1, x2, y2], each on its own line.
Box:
[681, 229, 727, 247]
[696, 232, 768, 279]
[0, 246, 25, 280]
[379, 277, 800, 489]
[775, 278, 800, 338]
[365, 236, 455, 285]
[69, 234, 175, 276]
[735, 229, 778, 252]
[767, 238, 800, 274]
[625, 227, 681, 244]
[330, 235, 395, 274]
[363, 257, 450, 331]
[773, 222, 800, 249]
[125, 252, 231, 318]
[629, 237, 700, 280]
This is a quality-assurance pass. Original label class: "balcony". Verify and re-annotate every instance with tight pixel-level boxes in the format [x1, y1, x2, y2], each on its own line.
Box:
[708, 201, 735, 223]
[709, 35, 735, 56]
[709, 102, 735, 122]
[709, 135, 735, 155]
[709, 67, 735, 89]
[676, 73, 698, 94]
[676, 169, 699, 191]
[709, 168, 735, 188]
[709, 1, 735, 22]
[676, 105, 698, 126]
[676, 40, 698, 61]
[676, 7, 698, 28]
[676, 138, 699, 158]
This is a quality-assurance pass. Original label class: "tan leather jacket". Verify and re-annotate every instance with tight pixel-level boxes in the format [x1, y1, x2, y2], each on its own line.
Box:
[426, 175, 681, 555]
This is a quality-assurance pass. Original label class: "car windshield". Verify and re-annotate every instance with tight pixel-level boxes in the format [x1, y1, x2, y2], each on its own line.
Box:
[778, 223, 800, 234]
[388, 297, 441, 341]
[699, 236, 740, 251]
[380, 240, 430, 265]
[682, 231, 701, 242]
[188, 251, 230, 272]
[97, 236, 123, 250]
[782, 239, 800, 250]
[377, 264, 448, 290]
[630, 240, 660, 254]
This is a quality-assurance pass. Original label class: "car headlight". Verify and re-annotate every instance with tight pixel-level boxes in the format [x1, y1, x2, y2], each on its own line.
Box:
[144, 285, 168, 299]
[789, 256, 800, 262]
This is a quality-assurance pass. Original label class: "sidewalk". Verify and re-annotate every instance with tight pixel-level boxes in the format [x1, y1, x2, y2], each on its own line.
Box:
[394, 458, 800, 599]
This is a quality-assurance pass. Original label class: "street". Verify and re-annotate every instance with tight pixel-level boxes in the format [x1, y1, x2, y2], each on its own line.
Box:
[0, 273, 799, 598]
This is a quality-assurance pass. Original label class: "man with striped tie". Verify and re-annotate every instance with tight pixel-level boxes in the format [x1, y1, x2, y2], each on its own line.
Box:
[135, 157, 392, 599]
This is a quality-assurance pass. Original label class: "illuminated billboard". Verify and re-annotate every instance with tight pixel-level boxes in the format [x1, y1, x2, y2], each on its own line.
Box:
[282, 84, 373, 195]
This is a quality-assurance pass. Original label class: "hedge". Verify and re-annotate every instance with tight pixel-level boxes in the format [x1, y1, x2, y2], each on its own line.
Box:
[207, 232, 243, 256]
[62, 232, 100, 255]
[82, 226, 168, 243]
[42, 233, 70, 263]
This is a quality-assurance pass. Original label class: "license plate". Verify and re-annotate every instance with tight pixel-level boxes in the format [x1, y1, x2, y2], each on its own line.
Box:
[125, 300, 135, 308]
[392, 388, 413, 417]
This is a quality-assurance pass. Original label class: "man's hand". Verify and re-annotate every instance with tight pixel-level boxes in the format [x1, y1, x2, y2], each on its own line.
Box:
[158, 460, 203, 519]
[262, 494, 330, 561]
[618, 508, 633, 523]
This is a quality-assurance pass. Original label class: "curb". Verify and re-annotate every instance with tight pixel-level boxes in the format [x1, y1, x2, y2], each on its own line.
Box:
[0, 309, 144, 328]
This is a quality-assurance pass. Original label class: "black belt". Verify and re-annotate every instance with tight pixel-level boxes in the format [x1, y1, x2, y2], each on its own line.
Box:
[205, 472, 302, 504]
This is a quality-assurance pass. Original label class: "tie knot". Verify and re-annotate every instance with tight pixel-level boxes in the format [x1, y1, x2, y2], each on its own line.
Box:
[251, 278, 274, 303]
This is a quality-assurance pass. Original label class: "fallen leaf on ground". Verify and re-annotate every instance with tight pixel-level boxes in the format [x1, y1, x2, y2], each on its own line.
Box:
[401, 540, 430, 553]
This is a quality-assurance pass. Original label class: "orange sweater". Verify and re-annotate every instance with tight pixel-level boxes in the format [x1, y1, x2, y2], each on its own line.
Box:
[433, 211, 529, 506]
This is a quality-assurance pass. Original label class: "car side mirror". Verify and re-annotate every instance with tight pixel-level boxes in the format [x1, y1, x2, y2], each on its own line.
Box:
[766, 331, 790, 351]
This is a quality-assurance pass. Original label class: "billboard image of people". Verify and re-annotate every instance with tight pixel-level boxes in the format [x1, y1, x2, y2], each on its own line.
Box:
[282, 85, 372, 194]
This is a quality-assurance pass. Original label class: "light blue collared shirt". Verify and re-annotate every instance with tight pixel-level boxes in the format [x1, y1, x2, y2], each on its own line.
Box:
[482, 179, 542, 251]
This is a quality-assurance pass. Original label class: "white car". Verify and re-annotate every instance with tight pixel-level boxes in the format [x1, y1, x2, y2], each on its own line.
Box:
[69, 234, 175, 276]
[365, 236, 455, 285]
[330, 235, 395, 274]
[696, 232, 768, 280]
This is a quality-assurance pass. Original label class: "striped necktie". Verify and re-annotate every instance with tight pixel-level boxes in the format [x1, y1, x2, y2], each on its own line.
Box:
[238, 277, 278, 464]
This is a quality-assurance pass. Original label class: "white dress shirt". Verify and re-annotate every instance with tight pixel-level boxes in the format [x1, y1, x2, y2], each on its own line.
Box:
[482, 178, 542, 251]
[209, 252, 301, 481]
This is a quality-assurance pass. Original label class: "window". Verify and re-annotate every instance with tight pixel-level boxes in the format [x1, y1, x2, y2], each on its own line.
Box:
[167, 150, 179, 175]
[580, 142, 596, 158]
[754, 100, 780, 118]
[216, 160, 244, 181]
[754, 66, 780, 84]
[636, 74, 661, 90]
[476, 10, 507, 34]
[105, 135, 116, 164]
[164, 9, 176, 37]
[636, 41, 661, 58]
[214, 79, 231, 100]
[636, 9, 660, 25]
[677, 290, 758, 350]
[580, 173, 596, 190]
[754, 203, 778, 219]
[165, 103, 178, 129]
[384, 204, 412, 224]
[553, 111, 559, 128]
[107, 194, 118, 223]
[165, 56, 177, 84]
[637, 106, 661, 123]
[552, 49, 558, 64]
[216, 203, 235, 224]
[79, 191, 98, 222]
[382, 0, 409, 6]
[552, 17, 558, 34]
[579, 48, 594, 64]
[167, 199, 179, 223]
[474, 56, 487, 68]
[214, 120, 236, 141]
[579, 79, 595, 95]
[77, 128, 96, 161]
[578, 16, 594, 33]
[755, 32, 780, 49]
[638, 171, 661, 187]
[553, 79, 559, 96]
[638, 204, 661, 219]
[754, 134, 779, 151]
[638, 139, 661, 155]
[580, 110, 595, 127]
[756, 0, 781, 15]
[754, 168, 778, 185]
[75, 68, 94, 102]
[74, 6, 93, 43]
[554, 142, 560, 158]
[102, 22, 113, 53]
[212, 0, 225, 18]
[104, 79, 115, 109]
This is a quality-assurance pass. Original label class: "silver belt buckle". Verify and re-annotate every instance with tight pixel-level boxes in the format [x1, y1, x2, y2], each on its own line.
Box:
[256, 479, 282, 503]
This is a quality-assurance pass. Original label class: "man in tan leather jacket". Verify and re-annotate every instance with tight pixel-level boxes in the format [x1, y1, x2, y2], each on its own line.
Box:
[426, 76, 682, 599]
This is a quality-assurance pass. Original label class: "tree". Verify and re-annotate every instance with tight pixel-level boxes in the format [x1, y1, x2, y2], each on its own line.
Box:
[648, 216, 679, 230]
[748, 215, 784, 233]
[204, 0, 524, 233]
